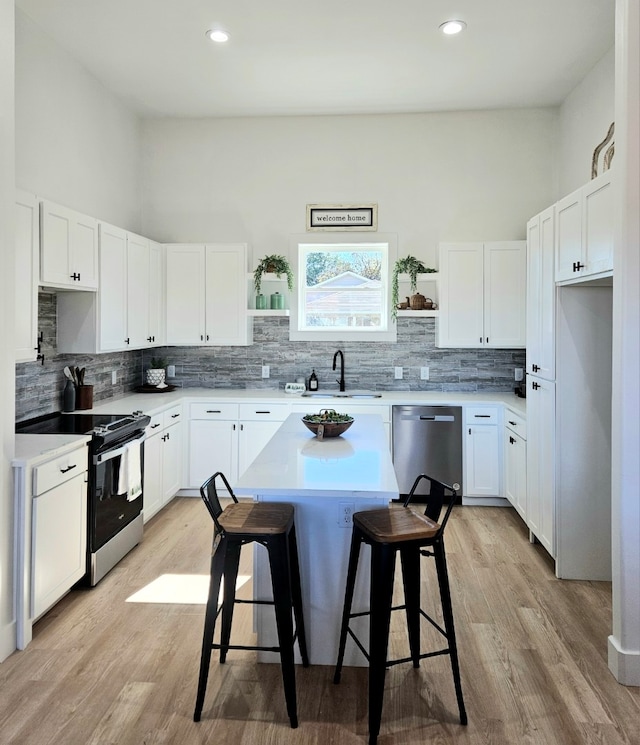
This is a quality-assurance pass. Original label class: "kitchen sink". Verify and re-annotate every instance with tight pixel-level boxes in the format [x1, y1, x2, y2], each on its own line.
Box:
[301, 390, 382, 398]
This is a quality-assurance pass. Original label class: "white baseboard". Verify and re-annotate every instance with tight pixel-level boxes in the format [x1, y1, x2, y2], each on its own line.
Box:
[0, 621, 16, 663]
[608, 635, 640, 686]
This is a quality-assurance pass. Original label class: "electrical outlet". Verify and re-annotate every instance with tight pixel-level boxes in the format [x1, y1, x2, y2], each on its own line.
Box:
[338, 501, 355, 527]
[261, 365, 270, 379]
[514, 367, 524, 382]
[420, 366, 430, 380]
[394, 366, 403, 380]
[111, 370, 117, 385]
[167, 364, 176, 378]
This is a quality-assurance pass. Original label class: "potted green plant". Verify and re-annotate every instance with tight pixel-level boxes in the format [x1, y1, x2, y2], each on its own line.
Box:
[391, 255, 436, 318]
[146, 356, 167, 386]
[253, 254, 294, 299]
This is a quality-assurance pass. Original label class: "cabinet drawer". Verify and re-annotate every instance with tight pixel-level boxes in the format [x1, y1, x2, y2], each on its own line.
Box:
[162, 404, 183, 427]
[33, 445, 88, 497]
[190, 402, 239, 420]
[505, 410, 527, 439]
[464, 406, 499, 425]
[146, 412, 164, 436]
[239, 402, 290, 421]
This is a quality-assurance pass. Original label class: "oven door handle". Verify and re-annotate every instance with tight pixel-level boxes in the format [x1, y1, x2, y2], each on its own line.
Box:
[93, 432, 146, 465]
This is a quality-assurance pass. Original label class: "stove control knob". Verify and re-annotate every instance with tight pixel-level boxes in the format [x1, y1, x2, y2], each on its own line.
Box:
[133, 410, 143, 417]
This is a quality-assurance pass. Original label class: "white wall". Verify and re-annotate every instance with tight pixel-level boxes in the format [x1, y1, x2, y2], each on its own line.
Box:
[141, 109, 558, 267]
[15, 10, 142, 232]
[559, 46, 616, 195]
[0, 0, 15, 660]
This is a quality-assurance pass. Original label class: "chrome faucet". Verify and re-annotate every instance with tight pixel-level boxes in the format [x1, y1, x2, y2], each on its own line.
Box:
[333, 349, 345, 392]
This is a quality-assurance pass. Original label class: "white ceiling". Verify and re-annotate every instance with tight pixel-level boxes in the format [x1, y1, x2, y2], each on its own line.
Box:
[15, 0, 615, 119]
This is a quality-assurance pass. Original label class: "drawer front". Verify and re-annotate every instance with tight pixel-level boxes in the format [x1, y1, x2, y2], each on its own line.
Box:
[146, 412, 164, 436]
[464, 406, 499, 425]
[505, 410, 527, 439]
[239, 402, 291, 421]
[33, 445, 88, 496]
[162, 404, 183, 427]
[190, 402, 239, 420]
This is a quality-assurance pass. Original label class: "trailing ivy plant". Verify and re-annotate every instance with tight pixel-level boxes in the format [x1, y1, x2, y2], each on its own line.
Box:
[253, 254, 294, 297]
[391, 255, 436, 318]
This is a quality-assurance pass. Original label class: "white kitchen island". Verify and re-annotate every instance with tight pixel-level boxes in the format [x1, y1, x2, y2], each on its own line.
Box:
[233, 413, 399, 667]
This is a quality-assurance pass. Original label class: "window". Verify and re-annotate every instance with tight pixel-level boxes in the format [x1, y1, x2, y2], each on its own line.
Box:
[289, 234, 397, 342]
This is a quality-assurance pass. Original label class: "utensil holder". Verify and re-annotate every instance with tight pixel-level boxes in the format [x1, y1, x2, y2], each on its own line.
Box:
[76, 385, 94, 410]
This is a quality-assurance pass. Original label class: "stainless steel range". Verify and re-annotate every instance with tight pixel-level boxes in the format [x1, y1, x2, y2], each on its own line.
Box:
[16, 410, 151, 585]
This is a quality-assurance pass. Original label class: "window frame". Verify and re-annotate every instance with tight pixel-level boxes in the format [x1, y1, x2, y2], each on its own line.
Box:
[289, 233, 398, 343]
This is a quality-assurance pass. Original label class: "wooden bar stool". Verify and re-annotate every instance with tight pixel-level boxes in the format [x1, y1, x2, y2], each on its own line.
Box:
[333, 474, 467, 744]
[193, 471, 309, 728]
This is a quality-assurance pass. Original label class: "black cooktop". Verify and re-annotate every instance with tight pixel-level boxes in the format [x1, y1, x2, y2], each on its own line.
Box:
[16, 411, 150, 446]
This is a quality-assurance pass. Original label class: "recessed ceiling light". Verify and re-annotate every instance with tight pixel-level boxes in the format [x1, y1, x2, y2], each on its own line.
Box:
[439, 20, 467, 35]
[206, 28, 230, 43]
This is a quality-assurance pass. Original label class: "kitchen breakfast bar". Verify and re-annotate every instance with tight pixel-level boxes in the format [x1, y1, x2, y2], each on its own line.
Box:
[233, 413, 398, 667]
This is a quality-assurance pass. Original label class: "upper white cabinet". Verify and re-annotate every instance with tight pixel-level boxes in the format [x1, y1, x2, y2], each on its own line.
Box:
[166, 243, 251, 346]
[15, 191, 40, 363]
[526, 206, 556, 380]
[58, 225, 165, 354]
[438, 241, 526, 348]
[40, 199, 98, 290]
[555, 170, 614, 284]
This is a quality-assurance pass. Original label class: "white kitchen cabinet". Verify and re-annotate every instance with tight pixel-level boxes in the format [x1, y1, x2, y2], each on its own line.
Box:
[188, 402, 240, 488]
[463, 406, 502, 499]
[555, 170, 614, 284]
[13, 439, 89, 649]
[15, 191, 40, 363]
[238, 403, 291, 477]
[526, 206, 556, 380]
[143, 404, 183, 522]
[504, 410, 527, 520]
[57, 225, 164, 353]
[438, 241, 526, 348]
[526, 376, 555, 557]
[165, 244, 251, 346]
[40, 199, 98, 290]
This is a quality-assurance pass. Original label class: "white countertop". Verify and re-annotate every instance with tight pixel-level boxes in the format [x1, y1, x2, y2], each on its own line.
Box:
[85, 387, 527, 417]
[234, 413, 399, 499]
[13, 434, 91, 467]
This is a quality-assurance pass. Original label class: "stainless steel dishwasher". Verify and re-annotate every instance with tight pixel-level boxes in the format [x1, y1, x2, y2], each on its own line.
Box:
[392, 405, 463, 499]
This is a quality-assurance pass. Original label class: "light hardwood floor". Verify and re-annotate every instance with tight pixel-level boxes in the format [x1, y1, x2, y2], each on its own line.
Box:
[1, 498, 638, 745]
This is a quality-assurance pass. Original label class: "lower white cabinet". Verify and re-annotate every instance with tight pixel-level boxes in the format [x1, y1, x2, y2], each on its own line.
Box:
[188, 402, 240, 488]
[143, 404, 183, 522]
[238, 403, 292, 478]
[526, 376, 555, 557]
[463, 406, 502, 498]
[13, 439, 89, 649]
[504, 410, 527, 520]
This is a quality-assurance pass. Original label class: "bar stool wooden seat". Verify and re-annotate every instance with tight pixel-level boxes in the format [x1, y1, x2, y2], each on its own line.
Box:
[193, 471, 309, 729]
[333, 474, 467, 744]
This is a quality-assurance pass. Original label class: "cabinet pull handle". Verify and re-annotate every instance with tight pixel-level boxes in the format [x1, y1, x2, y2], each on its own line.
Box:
[206, 410, 221, 413]
[468, 428, 471, 435]
[255, 410, 271, 414]
[479, 337, 482, 343]
[71, 272, 81, 281]
[510, 436, 516, 444]
[200, 335, 204, 341]
[240, 424, 244, 431]
[486, 337, 489, 344]
[532, 363, 540, 372]
[532, 381, 540, 390]
[508, 420, 517, 426]
[171, 413, 180, 418]
[206, 335, 210, 341]
[60, 464, 77, 474]
[573, 261, 585, 272]
[474, 414, 491, 418]
[125, 338, 130, 345]
[150, 423, 161, 429]
[147, 336, 153, 343]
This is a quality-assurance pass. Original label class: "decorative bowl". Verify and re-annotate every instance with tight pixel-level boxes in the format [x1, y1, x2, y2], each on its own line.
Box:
[302, 410, 354, 440]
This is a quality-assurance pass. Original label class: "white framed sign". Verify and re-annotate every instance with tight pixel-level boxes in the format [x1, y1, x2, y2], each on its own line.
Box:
[306, 203, 378, 231]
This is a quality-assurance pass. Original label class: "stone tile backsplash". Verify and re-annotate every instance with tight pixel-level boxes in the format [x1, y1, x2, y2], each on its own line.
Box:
[15, 296, 525, 422]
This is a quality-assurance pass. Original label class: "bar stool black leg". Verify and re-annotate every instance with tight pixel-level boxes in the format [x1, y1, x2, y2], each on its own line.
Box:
[433, 538, 467, 726]
[193, 539, 227, 721]
[268, 534, 299, 729]
[368, 542, 396, 745]
[219, 540, 241, 663]
[400, 546, 422, 668]
[287, 524, 309, 667]
[333, 527, 364, 684]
